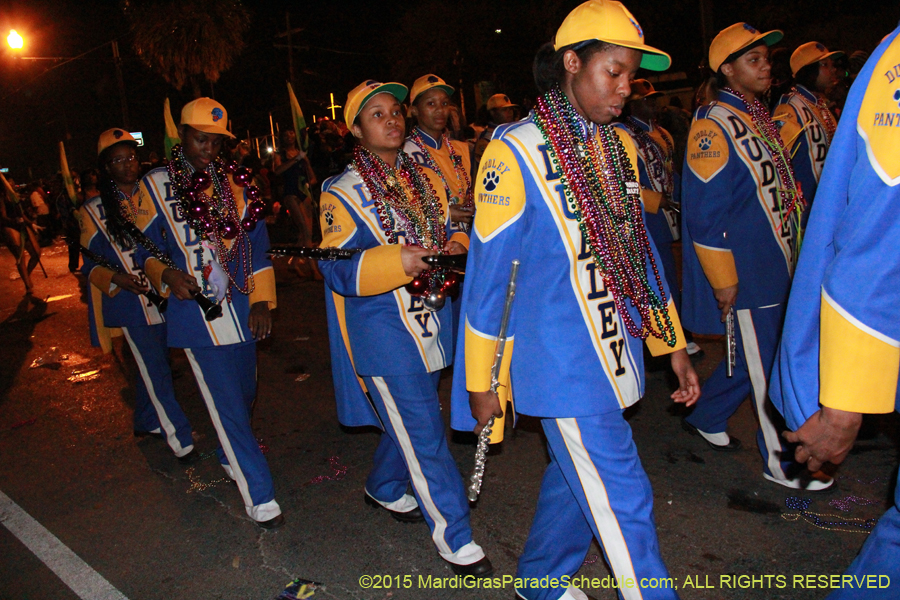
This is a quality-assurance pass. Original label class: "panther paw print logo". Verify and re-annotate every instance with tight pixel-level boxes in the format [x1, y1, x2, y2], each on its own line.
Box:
[482, 170, 500, 191]
[893, 89, 900, 107]
[324, 210, 334, 226]
[698, 137, 712, 151]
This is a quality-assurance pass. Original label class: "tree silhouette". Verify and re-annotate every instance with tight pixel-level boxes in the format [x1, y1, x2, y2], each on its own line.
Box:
[125, 0, 251, 98]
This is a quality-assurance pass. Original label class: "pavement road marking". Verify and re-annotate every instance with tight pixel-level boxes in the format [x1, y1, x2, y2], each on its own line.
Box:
[0, 489, 130, 600]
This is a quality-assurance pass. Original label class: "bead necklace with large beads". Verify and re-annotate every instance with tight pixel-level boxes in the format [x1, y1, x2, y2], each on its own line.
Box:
[350, 144, 456, 310]
[533, 86, 676, 346]
[167, 144, 266, 299]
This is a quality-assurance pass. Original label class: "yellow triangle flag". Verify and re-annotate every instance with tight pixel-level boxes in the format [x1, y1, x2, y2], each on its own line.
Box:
[164, 98, 181, 160]
[0, 172, 19, 205]
[287, 82, 309, 152]
[59, 141, 79, 206]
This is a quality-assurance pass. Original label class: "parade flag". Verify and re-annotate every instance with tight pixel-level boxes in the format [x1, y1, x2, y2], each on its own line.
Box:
[0, 172, 19, 204]
[287, 82, 309, 152]
[164, 97, 181, 160]
[59, 142, 78, 206]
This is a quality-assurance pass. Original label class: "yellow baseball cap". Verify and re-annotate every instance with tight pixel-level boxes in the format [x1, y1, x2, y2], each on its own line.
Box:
[97, 128, 137, 157]
[344, 80, 408, 128]
[410, 74, 455, 104]
[486, 94, 517, 111]
[180, 97, 235, 138]
[791, 42, 844, 77]
[554, 0, 671, 72]
[627, 79, 662, 102]
[709, 23, 783, 73]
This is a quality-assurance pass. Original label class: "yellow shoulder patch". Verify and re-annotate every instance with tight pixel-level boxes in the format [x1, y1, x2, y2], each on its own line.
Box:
[686, 118, 729, 183]
[473, 140, 525, 241]
[859, 36, 900, 185]
[773, 104, 802, 149]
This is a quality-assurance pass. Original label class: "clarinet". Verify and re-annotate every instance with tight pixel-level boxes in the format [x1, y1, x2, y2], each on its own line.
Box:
[467, 259, 520, 502]
[266, 245, 363, 261]
[121, 222, 223, 322]
[72, 242, 167, 313]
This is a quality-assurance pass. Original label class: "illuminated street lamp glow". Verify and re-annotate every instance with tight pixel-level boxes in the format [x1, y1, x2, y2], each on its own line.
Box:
[495, 29, 502, 34]
[267, 146, 274, 153]
[7, 30, 23, 50]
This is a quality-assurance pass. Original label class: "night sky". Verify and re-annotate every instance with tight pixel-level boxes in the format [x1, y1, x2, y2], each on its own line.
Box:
[1, 0, 897, 181]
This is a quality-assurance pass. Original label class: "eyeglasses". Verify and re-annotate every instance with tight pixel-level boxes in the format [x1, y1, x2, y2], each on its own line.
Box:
[108, 155, 138, 166]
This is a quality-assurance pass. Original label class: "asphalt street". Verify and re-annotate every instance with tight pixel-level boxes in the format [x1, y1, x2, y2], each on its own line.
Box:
[0, 239, 897, 600]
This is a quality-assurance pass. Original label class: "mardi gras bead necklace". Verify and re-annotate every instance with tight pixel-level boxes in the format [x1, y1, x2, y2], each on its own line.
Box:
[533, 86, 676, 346]
[622, 117, 674, 196]
[407, 128, 474, 207]
[351, 144, 456, 310]
[792, 86, 837, 144]
[722, 88, 806, 234]
[167, 144, 266, 299]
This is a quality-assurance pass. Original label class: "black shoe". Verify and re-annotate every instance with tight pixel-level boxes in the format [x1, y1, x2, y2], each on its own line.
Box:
[257, 514, 285, 529]
[450, 556, 493, 578]
[134, 429, 164, 440]
[364, 493, 426, 523]
[177, 449, 201, 465]
[681, 419, 742, 451]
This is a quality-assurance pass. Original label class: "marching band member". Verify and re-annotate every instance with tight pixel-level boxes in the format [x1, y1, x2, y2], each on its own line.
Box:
[459, 2, 699, 598]
[680, 23, 831, 490]
[615, 80, 702, 356]
[135, 98, 283, 528]
[773, 41, 843, 209]
[318, 80, 491, 576]
[79, 128, 195, 461]
[770, 27, 900, 597]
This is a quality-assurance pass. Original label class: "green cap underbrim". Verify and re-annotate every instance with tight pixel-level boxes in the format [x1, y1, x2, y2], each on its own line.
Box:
[359, 84, 409, 114]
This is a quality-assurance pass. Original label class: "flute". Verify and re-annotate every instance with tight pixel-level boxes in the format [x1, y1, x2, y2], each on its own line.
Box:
[467, 259, 519, 502]
[122, 222, 223, 322]
[72, 242, 167, 313]
[726, 307, 735, 378]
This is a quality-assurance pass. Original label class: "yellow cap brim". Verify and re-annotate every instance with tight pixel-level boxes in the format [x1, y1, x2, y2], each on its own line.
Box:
[573, 39, 672, 71]
[188, 124, 236, 139]
[411, 84, 454, 104]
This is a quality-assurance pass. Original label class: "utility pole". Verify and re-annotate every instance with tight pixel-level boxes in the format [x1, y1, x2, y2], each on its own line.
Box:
[275, 19, 304, 91]
[111, 40, 130, 129]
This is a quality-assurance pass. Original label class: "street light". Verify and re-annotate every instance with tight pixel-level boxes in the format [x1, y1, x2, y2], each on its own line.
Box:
[7, 30, 23, 50]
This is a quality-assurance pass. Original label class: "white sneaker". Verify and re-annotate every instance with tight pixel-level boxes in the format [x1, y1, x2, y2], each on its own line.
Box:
[686, 341, 702, 355]
[764, 472, 834, 491]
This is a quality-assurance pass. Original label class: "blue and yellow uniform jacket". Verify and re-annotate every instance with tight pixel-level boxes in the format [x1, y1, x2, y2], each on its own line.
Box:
[681, 91, 802, 335]
[78, 192, 162, 350]
[773, 84, 836, 204]
[771, 28, 900, 427]
[613, 117, 682, 247]
[318, 159, 468, 427]
[134, 167, 276, 349]
[453, 116, 685, 427]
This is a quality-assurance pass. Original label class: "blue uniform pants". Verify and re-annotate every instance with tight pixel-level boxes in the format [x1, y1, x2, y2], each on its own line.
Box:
[363, 372, 473, 556]
[123, 324, 193, 457]
[516, 415, 677, 600]
[685, 305, 791, 478]
[185, 343, 280, 522]
[828, 468, 900, 599]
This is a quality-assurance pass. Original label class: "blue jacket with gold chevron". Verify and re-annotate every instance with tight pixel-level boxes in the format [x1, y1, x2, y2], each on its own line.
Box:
[316, 159, 468, 426]
[79, 192, 164, 329]
[771, 28, 900, 429]
[773, 84, 837, 205]
[451, 116, 686, 429]
[681, 90, 802, 335]
[133, 167, 277, 349]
